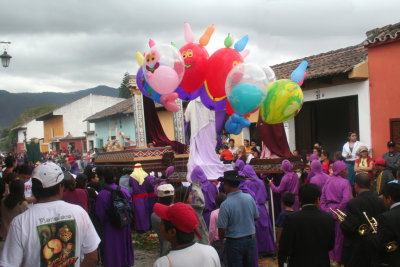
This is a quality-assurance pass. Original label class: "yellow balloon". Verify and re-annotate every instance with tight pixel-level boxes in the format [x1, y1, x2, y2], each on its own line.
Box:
[136, 51, 144, 66]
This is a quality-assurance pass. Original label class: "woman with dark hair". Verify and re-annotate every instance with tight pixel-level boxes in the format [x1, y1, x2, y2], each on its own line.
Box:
[321, 150, 331, 174]
[0, 180, 28, 238]
[246, 147, 260, 164]
[62, 171, 89, 212]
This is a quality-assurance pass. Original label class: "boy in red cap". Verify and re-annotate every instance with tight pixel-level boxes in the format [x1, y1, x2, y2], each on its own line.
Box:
[153, 202, 221, 267]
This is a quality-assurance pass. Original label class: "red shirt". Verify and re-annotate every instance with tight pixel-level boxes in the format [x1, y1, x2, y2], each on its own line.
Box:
[220, 149, 233, 161]
[63, 188, 89, 213]
[321, 160, 330, 174]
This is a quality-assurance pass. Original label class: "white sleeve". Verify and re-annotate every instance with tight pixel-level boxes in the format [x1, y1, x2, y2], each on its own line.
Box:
[342, 143, 348, 158]
[0, 220, 24, 267]
[153, 256, 170, 267]
[80, 210, 101, 255]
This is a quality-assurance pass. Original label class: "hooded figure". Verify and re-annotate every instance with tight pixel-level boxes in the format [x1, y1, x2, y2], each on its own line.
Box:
[321, 160, 352, 263]
[235, 159, 245, 172]
[307, 153, 319, 181]
[240, 165, 275, 254]
[270, 160, 300, 211]
[129, 163, 151, 231]
[154, 166, 175, 195]
[191, 166, 218, 228]
[309, 160, 330, 190]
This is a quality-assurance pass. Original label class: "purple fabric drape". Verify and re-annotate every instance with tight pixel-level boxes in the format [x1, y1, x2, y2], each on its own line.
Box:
[215, 109, 226, 135]
[143, 96, 187, 154]
[257, 117, 292, 157]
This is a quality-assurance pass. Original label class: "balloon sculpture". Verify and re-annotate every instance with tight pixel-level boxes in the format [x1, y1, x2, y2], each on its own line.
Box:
[176, 23, 214, 101]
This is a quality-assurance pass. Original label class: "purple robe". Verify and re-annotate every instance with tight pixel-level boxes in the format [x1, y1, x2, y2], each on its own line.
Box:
[129, 176, 151, 231]
[270, 160, 300, 211]
[191, 166, 218, 229]
[309, 160, 330, 190]
[154, 166, 174, 194]
[235, 159, 245, 172]
[95, 183, 134, 267]
[70, 161, 80, 175]
[321, 161, 352, 262]
[143, 175, 157, 221]
[240, 166, 275, 253]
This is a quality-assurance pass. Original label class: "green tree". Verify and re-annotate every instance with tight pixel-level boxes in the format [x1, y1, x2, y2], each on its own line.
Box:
[118, 72, 131, 99]
[0, 105, 58, 152]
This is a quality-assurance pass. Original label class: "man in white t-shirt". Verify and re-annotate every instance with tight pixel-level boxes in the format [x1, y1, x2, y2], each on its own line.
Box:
[153, 202, 221, 267]
[0, 162, 100, 267]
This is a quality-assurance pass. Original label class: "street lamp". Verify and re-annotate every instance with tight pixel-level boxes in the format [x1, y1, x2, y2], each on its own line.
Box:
[0, 41, 12, 68]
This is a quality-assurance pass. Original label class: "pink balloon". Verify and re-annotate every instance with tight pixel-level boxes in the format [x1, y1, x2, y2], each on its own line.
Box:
[161, 93, 179, 112]
[146, 65, 180, 95]
[296, 70, 307, 87]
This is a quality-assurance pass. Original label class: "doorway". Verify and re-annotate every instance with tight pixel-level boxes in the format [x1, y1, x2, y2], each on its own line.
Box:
[295, 95, 359, 157]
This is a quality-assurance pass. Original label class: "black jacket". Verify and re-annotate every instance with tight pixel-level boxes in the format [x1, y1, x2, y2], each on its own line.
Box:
[279, 205, 335, 267]
[340, 190, 387, 267]
[367, 204, 400, 267]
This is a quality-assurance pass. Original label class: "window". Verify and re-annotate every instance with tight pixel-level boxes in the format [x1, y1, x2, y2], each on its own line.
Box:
[51, 128, 54, 137]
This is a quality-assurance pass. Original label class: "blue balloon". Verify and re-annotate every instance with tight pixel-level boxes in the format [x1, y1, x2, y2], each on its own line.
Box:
[234, 35, 248, 52]
[229, 83, 264, 114]
[225, 113, 251, 135]
[291, 61, 308, 83]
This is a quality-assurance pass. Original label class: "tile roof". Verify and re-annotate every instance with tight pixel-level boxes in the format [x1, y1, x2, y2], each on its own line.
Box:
[272, 44, 367, 81]
[365, 22, 400, 45]
[85, 98, 164, 122]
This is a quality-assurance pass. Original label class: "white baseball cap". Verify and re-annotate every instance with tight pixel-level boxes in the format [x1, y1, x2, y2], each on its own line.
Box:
[32, 162, 65, 188]
[157, 184, 175, 197]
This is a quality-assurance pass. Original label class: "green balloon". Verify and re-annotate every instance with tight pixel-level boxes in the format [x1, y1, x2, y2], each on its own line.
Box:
[224, 33, 233, 48]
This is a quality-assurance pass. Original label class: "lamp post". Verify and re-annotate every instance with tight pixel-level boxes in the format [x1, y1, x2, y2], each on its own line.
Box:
[0, 41, 12, 68]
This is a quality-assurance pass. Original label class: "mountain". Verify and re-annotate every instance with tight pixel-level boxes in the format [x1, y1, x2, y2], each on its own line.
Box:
[0, 85, 119, 129]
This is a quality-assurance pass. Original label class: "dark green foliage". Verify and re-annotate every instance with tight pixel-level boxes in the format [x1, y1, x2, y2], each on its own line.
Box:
[118, 72, 131, 99]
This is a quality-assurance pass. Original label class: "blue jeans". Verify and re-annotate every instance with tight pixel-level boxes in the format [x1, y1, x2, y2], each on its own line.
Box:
[225, 237, 256, 267]
[346, 162, 355, 185]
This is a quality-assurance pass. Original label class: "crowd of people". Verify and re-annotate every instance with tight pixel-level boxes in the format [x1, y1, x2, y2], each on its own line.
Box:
[0, 130, 398, 267]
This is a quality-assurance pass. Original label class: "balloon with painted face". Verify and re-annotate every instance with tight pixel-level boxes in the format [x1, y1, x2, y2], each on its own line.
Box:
[142, 41, 185, 96]
[225, 63, 269, 115]
[179, 23, 214, 95]
[260, 79, 303, 124]
[204, 34, 249, 102]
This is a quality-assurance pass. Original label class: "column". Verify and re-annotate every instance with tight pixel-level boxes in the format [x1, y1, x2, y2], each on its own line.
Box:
[173, 98, 185, 144]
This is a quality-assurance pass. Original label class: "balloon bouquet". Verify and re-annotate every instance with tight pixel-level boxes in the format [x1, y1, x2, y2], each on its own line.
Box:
[134, 23, 307, 135]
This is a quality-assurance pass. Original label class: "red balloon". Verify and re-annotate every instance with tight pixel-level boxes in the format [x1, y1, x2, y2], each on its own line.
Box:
[179, 43, 209, 93]
[226, 100, 234, 116]
[205, 48, 243, 100]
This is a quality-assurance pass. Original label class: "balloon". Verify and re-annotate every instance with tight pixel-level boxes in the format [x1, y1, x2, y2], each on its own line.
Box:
[291, 61, 308, 83]
[176, 85, 201, 101]
[225, 113, 251, 135]
[263, 66, 276, 83]
[142, 43, 185, 95]
[136, 51, 144, 66]
[297, 71, 307, 87]
[240, 49, 250, 59]
[179, 43, 209, 93]
[161, 93, 179, 112]
[260, 79, 303, 124]
[184, 22, 194, 43]
[225, 63, 269, 115]
[224, 33, 233, 48]
[226, 101, 234, 116]
[205, 47, 244, 100]
[199, 24, 215, 47]
[136, 68, 162, 104]
[234, 35, 248, 52]
[200, 88, 227, 111]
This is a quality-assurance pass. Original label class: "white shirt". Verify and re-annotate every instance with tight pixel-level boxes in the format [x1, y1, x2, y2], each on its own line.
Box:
[185, 97, 215, 139]
[229, 146, 239, 155]
[24, 178, 32, 198]
[246, 154, 254, 164]
[0, 200, 100, 267]
[153, 243, 221, 267]
[342, 141, 370, 161]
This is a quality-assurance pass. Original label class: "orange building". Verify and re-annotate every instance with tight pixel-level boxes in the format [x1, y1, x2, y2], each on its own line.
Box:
[365, 23, 400, 158]
[38, 114, 64, 152]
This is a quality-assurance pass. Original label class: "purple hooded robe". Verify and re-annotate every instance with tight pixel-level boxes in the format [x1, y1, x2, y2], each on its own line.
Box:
[129, 176, 152, 231]
[270, 159, 300, 211]
[320, 160, 352, 262]
[240, 165, 275, 253]
[307, 154, 319, 181]
[309, 160, 330, 190]
[95, 183, 134, 267]
[191, 166, 218, 228]
[235, 159, 245, 172]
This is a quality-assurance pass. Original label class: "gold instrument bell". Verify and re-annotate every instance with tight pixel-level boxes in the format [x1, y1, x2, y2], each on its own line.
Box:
[386, 241, 399, 253]
[329, 208, 346, 222]
[358, 212, 378, 236]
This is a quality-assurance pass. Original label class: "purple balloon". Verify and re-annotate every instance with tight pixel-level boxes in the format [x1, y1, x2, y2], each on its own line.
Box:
[176, 85, 201, 101]
[200, 85, 227, 111]
[136, 68, 162, 104]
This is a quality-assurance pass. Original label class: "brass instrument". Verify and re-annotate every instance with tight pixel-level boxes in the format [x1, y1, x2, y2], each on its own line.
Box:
[329, 208, 346, 222]
[363, 212, 378, 234]
[386, 241, 399, 253]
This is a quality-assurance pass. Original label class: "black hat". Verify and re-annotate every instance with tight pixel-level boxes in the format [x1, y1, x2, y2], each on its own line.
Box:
[388, 141, 396, 147]
[218, 170, 245, 182]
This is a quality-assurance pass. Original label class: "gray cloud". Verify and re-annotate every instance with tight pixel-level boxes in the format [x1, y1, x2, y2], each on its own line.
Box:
[0, 0, 399, 93]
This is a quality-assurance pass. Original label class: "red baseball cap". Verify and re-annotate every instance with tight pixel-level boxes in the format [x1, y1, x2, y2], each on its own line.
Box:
[375, 158, 386, 166]
[154, 202, 201, 238]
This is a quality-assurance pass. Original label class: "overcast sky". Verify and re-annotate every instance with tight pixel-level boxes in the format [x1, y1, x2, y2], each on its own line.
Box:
[0, 0, 399, 93]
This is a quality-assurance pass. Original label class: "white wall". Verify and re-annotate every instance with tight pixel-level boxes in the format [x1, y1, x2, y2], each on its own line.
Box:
[53, 94, 124, 138]
[17, 128, 26, 143]
[26, 120, 44, 140]
[287, 80, 371, 149]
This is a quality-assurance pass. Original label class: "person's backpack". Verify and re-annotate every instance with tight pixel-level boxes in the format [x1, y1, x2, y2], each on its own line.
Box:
[104, 186, 133, 228]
